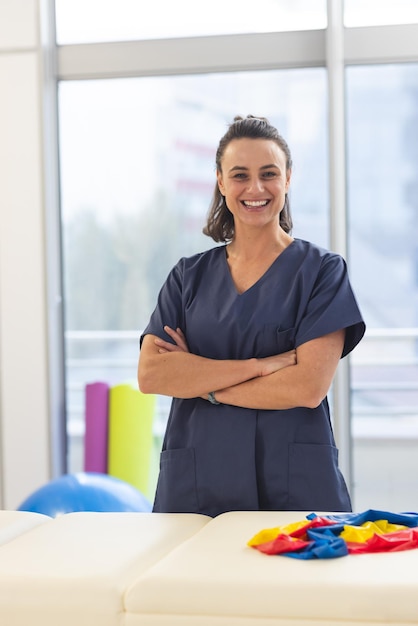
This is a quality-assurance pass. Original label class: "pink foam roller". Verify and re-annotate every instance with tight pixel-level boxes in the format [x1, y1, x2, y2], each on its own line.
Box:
[84, 382, 109, 473]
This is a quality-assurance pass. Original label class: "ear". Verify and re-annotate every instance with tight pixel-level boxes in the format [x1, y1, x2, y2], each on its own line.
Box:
[216, 170, 225, 196]
[285, 169, 292, 193]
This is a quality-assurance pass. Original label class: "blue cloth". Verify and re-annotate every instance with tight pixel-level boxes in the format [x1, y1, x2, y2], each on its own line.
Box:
[141, 239, 365, 517]
[285, 529, 349, 560]
[309, 509, 418, 528]
[283, 510, 418, 559]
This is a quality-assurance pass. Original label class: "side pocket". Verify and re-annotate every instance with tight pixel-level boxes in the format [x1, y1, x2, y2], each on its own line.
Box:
[288, 443, 351, 511]
[153, 448, 199, 513]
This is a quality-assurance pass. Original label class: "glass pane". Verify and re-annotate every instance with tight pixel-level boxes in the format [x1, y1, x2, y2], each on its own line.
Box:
[347, 64, 418, 510]
[55, 0, 326, 44]
[58, 69, 327, 480]
[345, 0, 418, 27]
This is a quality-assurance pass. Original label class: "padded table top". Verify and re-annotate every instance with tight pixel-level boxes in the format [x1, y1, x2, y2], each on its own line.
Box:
[126, 510, 418, 624]
[0, 511, 210, 626]
[0, 510, 50, 546]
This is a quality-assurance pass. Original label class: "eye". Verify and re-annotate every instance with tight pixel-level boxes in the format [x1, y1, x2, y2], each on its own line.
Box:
[262, 171, 278, 178]
[232, 172, 247, 179]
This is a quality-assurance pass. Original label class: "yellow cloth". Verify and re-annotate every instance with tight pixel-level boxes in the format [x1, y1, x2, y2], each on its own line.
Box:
[247, 520, 310, 546]
[341, 519, 408, 543]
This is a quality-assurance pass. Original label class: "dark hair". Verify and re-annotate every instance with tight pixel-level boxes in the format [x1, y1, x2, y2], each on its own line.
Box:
[203, 115, 293, 242]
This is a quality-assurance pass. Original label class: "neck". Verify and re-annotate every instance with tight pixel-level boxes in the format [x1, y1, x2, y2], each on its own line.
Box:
[227, 226, 293, 262]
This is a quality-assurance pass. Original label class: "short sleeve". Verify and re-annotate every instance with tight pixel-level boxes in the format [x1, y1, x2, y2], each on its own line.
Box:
[139, 259, 185, 348]
[295, 253, 365, 358]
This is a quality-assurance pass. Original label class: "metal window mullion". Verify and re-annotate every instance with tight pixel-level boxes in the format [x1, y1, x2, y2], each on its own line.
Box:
[57, 30, 326, 80]
[39, 0, 67, 477]
[327, 0, 352, 490]
[345, 24, 418, 65]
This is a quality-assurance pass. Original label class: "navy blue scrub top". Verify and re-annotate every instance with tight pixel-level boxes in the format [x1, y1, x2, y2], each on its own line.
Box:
[141, 239, 366, 517]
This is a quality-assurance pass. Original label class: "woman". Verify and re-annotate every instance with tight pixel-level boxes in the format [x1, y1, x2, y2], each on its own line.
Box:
[138, 115, 365, 517]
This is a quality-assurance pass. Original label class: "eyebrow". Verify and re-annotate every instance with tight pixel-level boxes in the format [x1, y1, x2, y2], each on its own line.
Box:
[228, 164, 280, 173]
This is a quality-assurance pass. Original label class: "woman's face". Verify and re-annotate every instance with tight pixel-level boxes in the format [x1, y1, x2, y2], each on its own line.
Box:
[217, 138, 291, 233]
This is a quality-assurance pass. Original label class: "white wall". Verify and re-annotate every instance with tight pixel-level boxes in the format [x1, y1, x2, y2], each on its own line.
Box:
[0, 0, 52, 508]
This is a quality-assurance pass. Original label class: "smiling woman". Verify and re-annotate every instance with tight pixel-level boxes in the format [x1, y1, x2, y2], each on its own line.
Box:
[137, 115, 365, 518]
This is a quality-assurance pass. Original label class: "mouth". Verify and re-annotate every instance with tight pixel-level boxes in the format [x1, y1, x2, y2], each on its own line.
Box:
[242, 200, 270, 208]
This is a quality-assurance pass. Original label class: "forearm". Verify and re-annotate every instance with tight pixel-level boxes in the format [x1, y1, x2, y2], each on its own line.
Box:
[138, 349, 259, 398]
[139, 331, 296, 399]
[214, 363, 322, 410]
[214, 331, 345, 410]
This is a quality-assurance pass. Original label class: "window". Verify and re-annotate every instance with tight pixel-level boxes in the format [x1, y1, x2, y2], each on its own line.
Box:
[345, 0, 418, 27]
[53, 0, 418, 510]
[58, 69, 327, 473]
[347, 63, 418, 510]
[55, 0, 326, 44]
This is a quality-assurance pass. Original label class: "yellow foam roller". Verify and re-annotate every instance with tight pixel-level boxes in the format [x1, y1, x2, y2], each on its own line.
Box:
[107, 383, 155, 498]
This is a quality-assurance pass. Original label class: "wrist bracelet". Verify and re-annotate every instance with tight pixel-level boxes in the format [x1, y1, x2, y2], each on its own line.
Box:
[207, 391, 220, 405]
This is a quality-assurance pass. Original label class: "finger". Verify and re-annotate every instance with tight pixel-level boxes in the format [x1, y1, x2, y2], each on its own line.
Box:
[155, 337, 177, 351]
[164, 325, 185, 340]
[158, 343, 182, 353]
[164, 326, 182, 342]
[164, 325, 188, 351]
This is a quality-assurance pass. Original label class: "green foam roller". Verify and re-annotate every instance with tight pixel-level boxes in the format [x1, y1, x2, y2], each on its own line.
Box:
[107, 383, 155, 498]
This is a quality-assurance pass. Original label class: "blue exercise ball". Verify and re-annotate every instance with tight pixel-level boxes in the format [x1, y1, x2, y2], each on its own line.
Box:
[17, 472, 152, 517]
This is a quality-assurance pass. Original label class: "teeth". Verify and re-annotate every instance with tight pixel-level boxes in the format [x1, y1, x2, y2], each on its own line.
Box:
[243, 200, 268, 207]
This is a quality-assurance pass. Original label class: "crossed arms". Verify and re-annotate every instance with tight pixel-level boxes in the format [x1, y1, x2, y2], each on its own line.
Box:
[138, 325, 345, 411]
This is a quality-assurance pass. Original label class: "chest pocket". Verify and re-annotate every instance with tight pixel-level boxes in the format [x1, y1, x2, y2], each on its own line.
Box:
[262, 325, 296, 356]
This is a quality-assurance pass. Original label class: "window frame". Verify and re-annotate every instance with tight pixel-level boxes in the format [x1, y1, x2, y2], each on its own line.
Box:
[48, 0, 418, 490]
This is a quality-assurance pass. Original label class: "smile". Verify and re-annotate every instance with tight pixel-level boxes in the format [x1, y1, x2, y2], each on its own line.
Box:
[242, 200, 269, 207]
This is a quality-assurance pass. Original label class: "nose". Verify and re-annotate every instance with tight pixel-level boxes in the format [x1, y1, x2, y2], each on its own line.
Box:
[246, 177, 265, 193]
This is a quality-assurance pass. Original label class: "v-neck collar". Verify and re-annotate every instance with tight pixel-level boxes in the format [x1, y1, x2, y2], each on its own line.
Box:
[221, 239, 296, 296]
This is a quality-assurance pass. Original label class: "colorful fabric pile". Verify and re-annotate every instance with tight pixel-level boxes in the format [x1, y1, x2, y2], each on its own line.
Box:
[248, 510, 418, 559]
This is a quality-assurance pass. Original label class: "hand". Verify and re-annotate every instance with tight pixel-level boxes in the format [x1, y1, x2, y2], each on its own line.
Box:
[154, 326, 190, 354]
[257, 350, 297, 377]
